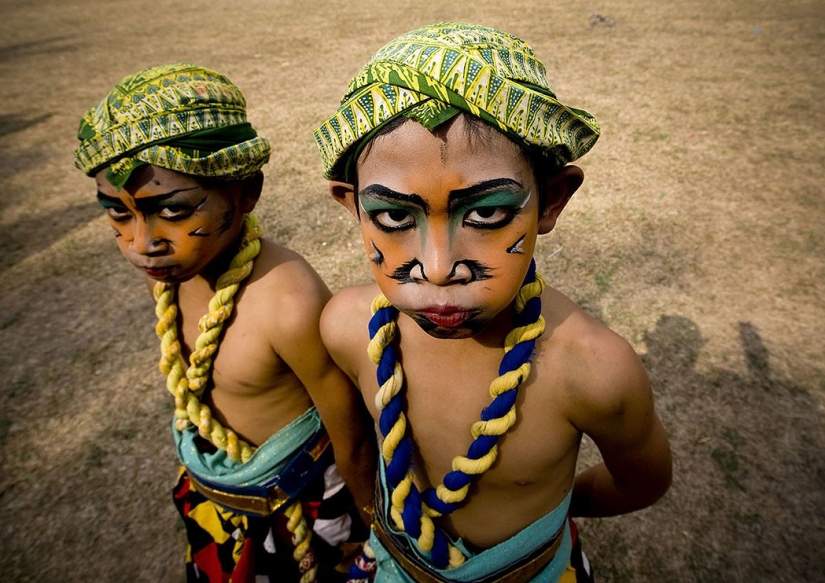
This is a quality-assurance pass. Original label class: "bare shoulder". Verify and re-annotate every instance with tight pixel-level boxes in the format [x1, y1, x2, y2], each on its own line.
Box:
[320, 283, 378, 372]
[540, 287, 651, 424]
[250, 239, 330, 307]
[320, 283, 378, 342]
[237, 239, 331, 342]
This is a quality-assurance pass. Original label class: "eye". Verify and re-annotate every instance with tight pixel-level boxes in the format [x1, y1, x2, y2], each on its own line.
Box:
[99, 202, 131, 222]
[370, 209, 415, 232]
[464, 206, 514, 228]
[159, 205, 195, 220]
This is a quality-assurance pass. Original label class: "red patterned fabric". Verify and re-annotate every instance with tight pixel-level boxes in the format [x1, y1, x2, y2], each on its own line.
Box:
[172, 468, 367, 582]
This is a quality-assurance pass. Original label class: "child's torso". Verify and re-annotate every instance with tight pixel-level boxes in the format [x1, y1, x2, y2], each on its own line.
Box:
[345, 285, 588, 550]
[173, 251, 314, 447]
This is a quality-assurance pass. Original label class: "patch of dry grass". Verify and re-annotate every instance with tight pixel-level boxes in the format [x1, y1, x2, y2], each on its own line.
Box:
[1, 0, 823, 581]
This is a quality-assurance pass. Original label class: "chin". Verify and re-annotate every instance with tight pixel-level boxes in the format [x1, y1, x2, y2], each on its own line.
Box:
[409, 313, 486, 340]
[426, 328, 477, 340]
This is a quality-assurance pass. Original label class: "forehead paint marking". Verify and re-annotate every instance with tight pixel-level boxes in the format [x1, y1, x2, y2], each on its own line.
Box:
[369, 240, 384, 264]
[507, 234, 526, 254]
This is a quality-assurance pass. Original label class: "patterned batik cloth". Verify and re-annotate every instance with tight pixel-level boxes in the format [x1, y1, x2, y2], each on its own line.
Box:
[173, 407, 368, 582]
[74, 63, 271, 189]
[313, 21, 600, 182]
[173, 465, 366, 583]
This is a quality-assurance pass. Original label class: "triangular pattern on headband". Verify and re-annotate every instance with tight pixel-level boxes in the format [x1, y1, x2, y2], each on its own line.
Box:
[314, 22, 600, 180]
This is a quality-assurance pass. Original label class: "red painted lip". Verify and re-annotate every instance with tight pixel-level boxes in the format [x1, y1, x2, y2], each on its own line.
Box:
[142, 266, 175, 279]
[417, 306, 474, 328]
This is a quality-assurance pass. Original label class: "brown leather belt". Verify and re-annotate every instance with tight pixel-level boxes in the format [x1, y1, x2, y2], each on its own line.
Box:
[372, 518, 565, 583]
[187, 432, 331, 517]
[188, 472, 293, 516]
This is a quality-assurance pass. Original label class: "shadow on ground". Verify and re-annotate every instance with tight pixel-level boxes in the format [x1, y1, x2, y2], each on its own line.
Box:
[0, 201, 102, 271]
[582, 315, 825, 582]
[0, 36, 82, 63]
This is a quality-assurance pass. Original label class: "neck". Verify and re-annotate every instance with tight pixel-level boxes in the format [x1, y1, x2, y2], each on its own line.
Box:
[197, 231, 247, 290]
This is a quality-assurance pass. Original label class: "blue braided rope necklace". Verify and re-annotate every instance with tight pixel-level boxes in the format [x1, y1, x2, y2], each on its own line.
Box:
[367, 259, 546, 568]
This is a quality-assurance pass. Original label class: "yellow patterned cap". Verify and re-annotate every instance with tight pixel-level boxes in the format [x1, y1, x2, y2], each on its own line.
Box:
[74, 63, 270, 188]
[314, 22, 600, 181]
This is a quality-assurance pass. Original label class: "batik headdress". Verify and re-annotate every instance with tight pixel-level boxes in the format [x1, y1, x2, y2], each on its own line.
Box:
[74, 63, 271, 189]
[314, 21, 600, 182]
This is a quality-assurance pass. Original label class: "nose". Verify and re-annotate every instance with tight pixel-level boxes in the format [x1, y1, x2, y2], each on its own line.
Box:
[130, 219, 167, 256]
[411, 232, 472, 286]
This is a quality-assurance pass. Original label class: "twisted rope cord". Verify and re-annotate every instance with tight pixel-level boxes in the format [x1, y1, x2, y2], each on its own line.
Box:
[286, 500, 319, 582]
[346, 539, 377, 583]
[367, 259, 546, 569]
[153, 213, 317, 580]
[154, 213, 263, 463]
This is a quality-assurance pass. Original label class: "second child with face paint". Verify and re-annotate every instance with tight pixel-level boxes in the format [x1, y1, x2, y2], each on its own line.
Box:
[74, 64, 376, 582]
[314, 23, 673, 582]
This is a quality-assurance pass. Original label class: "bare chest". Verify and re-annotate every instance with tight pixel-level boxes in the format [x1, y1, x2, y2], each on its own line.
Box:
[174, 295, 311, 444]
[177, 302, 286, 392]
[364, 338, 579, 490]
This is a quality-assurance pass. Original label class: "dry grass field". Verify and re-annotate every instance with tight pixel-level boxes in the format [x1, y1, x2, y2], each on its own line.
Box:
[1, 0, 823, 581]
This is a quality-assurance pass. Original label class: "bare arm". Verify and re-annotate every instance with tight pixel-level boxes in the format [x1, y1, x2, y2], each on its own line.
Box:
[272, 266, 377, 527]
[568, 331, 672, 518]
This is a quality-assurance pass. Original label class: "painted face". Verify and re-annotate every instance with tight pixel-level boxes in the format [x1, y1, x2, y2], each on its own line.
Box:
[95, 165, 249, 284]
[355, 117, 540, 339]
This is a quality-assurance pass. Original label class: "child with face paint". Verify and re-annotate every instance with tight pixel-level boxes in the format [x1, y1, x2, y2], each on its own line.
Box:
[314, 23, 672, 582]
[75, 63, 376, 583]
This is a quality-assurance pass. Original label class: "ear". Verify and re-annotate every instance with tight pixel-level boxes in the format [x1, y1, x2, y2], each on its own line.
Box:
[537, 165, 584, 234]
[329, 180, 360, 219]
[239, 171, 264, 213]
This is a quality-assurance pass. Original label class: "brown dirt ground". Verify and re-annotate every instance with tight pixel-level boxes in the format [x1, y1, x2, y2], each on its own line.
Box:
[1, 0, 823, 581]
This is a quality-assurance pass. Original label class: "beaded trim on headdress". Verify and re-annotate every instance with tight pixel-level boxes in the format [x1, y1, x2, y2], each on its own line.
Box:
[314, 22, 600, 181]
[367, 259, 546, 569]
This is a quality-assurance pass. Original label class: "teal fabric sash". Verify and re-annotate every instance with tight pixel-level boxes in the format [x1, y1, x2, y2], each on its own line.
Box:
[174, 406, 321, 488]
[371, 460, 573, 582]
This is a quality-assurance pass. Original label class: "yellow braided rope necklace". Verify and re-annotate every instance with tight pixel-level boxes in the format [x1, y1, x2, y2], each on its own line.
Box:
[153, 213, 318, 582]
[154, 212, 263, 463]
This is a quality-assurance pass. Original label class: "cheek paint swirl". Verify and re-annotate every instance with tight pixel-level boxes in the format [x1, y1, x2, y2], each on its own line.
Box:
[216, 209, 236, 236]
[507, 234, 526, 254]
[369, 240, 384, 265]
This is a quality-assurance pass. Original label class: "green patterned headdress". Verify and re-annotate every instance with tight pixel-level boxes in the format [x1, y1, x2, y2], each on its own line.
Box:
[74, 63, 271, 189]
[314, 22, 600, 182]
